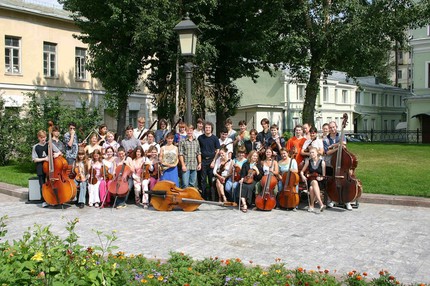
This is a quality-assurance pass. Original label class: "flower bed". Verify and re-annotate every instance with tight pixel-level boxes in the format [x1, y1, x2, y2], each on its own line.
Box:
[0, 216, 427, 285]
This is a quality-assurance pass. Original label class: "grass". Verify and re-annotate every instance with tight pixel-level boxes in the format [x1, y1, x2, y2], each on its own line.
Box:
[0, 143, 429, 197]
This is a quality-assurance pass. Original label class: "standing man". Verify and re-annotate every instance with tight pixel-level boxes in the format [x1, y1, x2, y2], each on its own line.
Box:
[257, 118, 271, 146]
[219, 127, 234, 159]
[198, 121, 220, 201]
[179, 125, 201, 188]
[323, 121, 351, 210]
[286, 124, 307, 168]
[225, 118, 237, 142]
[134, 117, 148, 145]
[63, 122, 78, 165]
[121, 125, 140, 156]
[303, 123, 312, 140]
[266, 124, 285, 160]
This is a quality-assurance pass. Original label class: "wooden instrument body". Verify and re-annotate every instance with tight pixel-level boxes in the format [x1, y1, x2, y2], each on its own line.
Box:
[255, 159, 277, 211]
[108, 163, 131, 197]
[150, 180, 203, 211]
[278, 171, 300, 209]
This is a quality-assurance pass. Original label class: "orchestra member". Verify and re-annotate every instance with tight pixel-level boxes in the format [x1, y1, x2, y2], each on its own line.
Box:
[159, 132, 179, 186]
[63, 122, 79, 165]
[256, 147, 279, 196]
[112, 147, 133, 209]
[266, 124, 285, 160]
[323, 121, 351, 210]
[51, 125, 65, 154]
[238, 150, 263, 212]
[174, 122, 187, 145]
[179, 125, 201, 188]
[141, 131, 160, 153]
[121, 125, 140, 156]
[134, 117, 148, 144]
[219, 127, 233, 159]
[225, 118, 237, 142]
[155, 119, 168, 145]
[213, 147, 233, 203]
[301, 126, 324, 159]
[303, 123, 312, 140]
[131, 146, 150, 207]
[98, 124, 108, 146]
[100, 146, 116, 207]
[87, 149, 102, 207]
[193, 118, 204, 139]
[277, 148, 298, 200]
[257, 118, 271, 145]
[300, 146, 326, 212]
[229, 146, 247, 201]
[286, 124, 307, 168]
[147, 145, 160, 190]
[32, 130, 61, 208]
[321, 123, 329, 139]
[84, 133, 102, 158]
[244, 129, 259, 156]
[102, 131, 120, 156]
[73, 149, 88, 209]
[198, 121, 220, 201]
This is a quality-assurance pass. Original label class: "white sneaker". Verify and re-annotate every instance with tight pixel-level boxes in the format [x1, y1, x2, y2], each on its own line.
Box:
[327, 202, 334, 208]
[42, 202, 49, 208]
[345, 203, 353, 210]
[308, 208, 315, 213]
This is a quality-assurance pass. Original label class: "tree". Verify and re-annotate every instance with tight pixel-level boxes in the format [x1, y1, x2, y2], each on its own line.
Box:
[59, 0, 178, 136]
[267, 0, 430, 127]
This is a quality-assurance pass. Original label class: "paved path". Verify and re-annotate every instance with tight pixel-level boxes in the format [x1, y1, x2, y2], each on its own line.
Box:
[1, 198, 429, 284]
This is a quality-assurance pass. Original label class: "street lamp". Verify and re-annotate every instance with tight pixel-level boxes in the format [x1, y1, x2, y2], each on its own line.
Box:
[173, 13, 201, 125]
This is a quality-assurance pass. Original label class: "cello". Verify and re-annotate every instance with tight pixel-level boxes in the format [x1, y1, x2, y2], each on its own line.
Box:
[42, 121, 77, 206]
[278, 149, 300, 209]
[255, 157, 277, 211]
[326, 113, 362, 205]
[147, 181, 236, 211]
[108, 155, 132, 197]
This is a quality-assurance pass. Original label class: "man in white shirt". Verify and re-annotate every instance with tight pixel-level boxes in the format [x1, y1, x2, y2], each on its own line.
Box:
[133, 117, 148, 144]
[219, 127, 233, 159]
[141, 131, 160, 153]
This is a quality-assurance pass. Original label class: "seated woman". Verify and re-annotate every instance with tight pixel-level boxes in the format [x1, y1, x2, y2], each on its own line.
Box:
[256, 147, 279, 197]
[228, 146, 247, 202]
[238, 150, 263, 213]
[300, 146, 326, 212]
[277, 147, 299, 210]
[213, 147, 233, 202]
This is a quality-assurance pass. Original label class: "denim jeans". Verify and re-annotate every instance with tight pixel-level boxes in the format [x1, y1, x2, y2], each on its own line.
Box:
[182, 169, 197, 188]
[75, 179, 87, 204]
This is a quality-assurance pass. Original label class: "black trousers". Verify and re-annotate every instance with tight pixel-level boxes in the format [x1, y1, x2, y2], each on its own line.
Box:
[200, 160, 215, 201]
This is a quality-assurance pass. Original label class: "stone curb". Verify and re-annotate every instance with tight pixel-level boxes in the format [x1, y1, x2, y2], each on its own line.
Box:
[1, 182, 429, 208]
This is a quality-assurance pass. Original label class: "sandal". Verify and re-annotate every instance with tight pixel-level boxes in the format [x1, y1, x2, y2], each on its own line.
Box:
[222, 195, 228, 202]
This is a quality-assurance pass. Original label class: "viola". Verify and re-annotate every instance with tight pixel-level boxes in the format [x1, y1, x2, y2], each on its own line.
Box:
[326, 113, 363, 204]
[147, 181, 236, 211]
[42, 121, 77, 206]
[278, 149, 300, 209]
[255, 158, 277, 211]
[108, 158, 132, 197]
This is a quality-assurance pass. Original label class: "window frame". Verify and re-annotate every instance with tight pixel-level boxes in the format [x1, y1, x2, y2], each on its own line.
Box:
[5, 36, 21, 74]
[43, 42, 57, 78]
[75, 47, 87, 80]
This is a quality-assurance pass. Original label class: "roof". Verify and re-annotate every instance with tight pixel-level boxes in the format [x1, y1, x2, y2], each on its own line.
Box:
[0, 0, 71, 22]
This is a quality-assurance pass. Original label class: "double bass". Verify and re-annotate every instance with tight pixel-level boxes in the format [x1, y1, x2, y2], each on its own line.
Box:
[326, 113, 362, 205]
[147, 181, 236, 211]
[255, 157, 277, 211]
[278, 149, 300, 209]
[42, 121, 77, 206]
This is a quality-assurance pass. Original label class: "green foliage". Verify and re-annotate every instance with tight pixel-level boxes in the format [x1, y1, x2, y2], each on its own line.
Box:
[0, 216, 427, 285]
[0, 98, 22, 165]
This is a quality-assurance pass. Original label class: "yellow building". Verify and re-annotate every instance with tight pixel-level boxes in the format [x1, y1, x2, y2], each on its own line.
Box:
[0, 0, 154, 131]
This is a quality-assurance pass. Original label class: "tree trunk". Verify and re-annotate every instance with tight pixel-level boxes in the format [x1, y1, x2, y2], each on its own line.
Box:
[116, 93, 128, 140]
[302, 66, 321, 127]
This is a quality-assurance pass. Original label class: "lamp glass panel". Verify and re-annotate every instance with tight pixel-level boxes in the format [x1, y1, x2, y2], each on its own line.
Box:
[179, 33, 193, 55]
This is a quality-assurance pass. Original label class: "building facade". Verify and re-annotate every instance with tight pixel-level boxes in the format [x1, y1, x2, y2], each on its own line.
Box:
[0, 0, 154, 132]
[233, 69, 411, 136]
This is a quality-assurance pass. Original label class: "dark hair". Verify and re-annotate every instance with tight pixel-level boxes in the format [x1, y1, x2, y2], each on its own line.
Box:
[196, 118, 204, 124]
[261, 118, 269, 125]
[249, 128, 258, 135]
[220, 127, 228, 134]
[125, 125, 134, 131]
[309, 126, 318, 133]
[117, 146, 125, 153]
[159, 119, 168, 127]
[68, 122, 76, 128]
[204, 121, 214, 132]
[52, 125, 60, 132]
[238, 120, 247, 126]
[133, 146, 144, 158]
[225, 118, 233, 125]
[166, 131, 175, 139]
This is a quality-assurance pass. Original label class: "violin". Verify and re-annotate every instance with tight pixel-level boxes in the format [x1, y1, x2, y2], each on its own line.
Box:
[232, 165, 241, 182]
[147, 181, 236, 211]
[255, 157, 277, 211]
[42, 121, 77, 205]
[141, 162, 151, 180]
[243, 168, 256, 184]
[137, 120, 158, 141]
[102, 165, 113, 181]
[326, 113, 362, 204]
[278, 148, 300, 209]
[108, 157, 132, 197]
[89, 165, 98, 185]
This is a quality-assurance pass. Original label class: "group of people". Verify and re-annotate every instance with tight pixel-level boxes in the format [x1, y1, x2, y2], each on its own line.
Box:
[32, 116, 353, 212]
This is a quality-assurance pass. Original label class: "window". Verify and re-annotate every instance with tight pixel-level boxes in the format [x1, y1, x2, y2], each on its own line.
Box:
[355, 91, 361, 104]
[43, 42, 57, 77]
[342, 90, 348, 104]
[363, 119, 368, 131]
[398, 51, 403, 60]
[75, 48, 86, 80]
[397, 70, 402, 79]
[297, 85, 305, 100]
[335, 89, 338, 103]
[129, 110, 138, 128]
[371, 93, 377, 105]
[371, 119, 376, 130]
[384, 94, 388, 106]
[5, 36, 21, 74]
[408, 68, 411, 79]
[399, 96, 403, 107]
[383, 120, 388, 132]
[323, 87, 328, 102]
[391, 120, 396, 131]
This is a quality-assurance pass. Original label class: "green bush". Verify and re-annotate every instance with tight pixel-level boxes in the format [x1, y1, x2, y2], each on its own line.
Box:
[0, 215, 427, 286]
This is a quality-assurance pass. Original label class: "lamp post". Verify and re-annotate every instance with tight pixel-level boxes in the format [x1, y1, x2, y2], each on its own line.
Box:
[173, 13, 201, 125]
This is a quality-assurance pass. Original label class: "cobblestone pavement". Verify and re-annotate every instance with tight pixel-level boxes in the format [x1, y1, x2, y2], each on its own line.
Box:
[0, 199, 429, 284]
